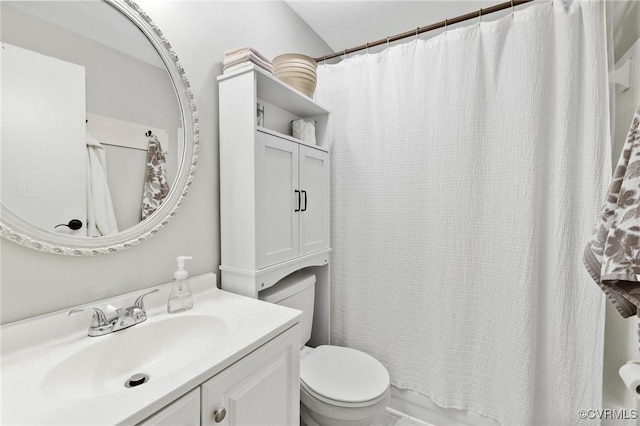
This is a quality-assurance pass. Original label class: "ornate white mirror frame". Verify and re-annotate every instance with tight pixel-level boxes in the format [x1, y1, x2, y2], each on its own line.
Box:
[0, 0, 199, 256]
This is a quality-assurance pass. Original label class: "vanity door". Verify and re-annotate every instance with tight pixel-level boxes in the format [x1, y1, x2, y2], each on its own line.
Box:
[201, 326, 300, 426]
[138, 388, 200, 426]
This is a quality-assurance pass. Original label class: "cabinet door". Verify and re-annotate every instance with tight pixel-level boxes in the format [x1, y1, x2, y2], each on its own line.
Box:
[201, 326, 300, 426]
[256, 131, 299, 269]
[299, 146, 330, 256]
[138, 388, 200, 426]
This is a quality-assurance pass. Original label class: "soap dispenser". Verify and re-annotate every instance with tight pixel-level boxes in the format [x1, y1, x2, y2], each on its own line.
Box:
[168, 256, 193, 314]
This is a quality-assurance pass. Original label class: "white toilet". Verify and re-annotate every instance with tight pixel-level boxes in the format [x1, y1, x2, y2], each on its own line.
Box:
[259, 271, 390, 426]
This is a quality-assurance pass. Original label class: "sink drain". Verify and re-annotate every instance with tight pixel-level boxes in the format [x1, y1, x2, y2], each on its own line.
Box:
[125, 373, 150, 388]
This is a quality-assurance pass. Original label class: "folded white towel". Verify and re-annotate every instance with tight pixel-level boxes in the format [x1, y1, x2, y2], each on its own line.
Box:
[223, 62, 272, 75]
[223, 50, 270, 65]
[86, 132, 119, 236]
[223, 61, 273, 75]
[223, 52, 273, 72]
[224, 46, 272, 65]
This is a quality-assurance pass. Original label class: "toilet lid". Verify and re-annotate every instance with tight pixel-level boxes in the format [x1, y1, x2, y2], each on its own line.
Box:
[300, 346, 390, 403]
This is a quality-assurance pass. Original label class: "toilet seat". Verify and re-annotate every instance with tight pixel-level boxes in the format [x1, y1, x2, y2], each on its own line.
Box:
[300, 345, 390, 407]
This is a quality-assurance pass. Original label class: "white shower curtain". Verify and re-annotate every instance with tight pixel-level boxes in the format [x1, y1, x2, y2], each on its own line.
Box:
[315, 2, 611, 424]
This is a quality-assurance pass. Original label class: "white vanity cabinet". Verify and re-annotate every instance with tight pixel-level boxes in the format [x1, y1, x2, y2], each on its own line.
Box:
[218, 64, 332, 348]
[139, 326, 299, 426]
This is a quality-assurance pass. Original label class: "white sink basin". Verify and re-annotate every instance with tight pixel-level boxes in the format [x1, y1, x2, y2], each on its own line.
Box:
[1, 273, 301, 425]
[41, 314, 226, 399]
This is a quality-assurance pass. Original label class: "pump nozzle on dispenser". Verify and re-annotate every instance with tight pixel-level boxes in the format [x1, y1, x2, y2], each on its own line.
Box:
[168, 255, 194, 314]
[174, 256, 193, 281]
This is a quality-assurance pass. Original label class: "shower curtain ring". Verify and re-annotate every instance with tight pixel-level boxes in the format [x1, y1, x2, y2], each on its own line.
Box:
[511, 0, 515, 15]
[415, 27, 419, 41]
[387, 37, 391, 49]
[444, 19, 448, 33]
[479, 9, 483, 24]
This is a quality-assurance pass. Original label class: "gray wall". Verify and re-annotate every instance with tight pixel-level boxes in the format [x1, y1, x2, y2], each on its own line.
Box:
[614, 1, 640, 63]
[0, 1, 331, 324]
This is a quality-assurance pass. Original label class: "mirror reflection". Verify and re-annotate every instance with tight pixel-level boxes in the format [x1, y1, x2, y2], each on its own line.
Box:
[1, 1, 182, 238]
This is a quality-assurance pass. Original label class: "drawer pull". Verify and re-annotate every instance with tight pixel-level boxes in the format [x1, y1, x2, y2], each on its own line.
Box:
[213, 407, 227, 423]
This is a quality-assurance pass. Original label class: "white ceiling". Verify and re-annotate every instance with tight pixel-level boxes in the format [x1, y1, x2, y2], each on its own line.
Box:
[286, 0, 636, 57]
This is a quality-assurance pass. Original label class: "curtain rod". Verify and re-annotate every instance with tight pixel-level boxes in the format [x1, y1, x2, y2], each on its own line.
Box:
[314, 0, 535, 62]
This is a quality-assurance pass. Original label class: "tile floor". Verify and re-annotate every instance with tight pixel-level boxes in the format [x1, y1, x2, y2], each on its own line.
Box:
[373, 409, 431, 426]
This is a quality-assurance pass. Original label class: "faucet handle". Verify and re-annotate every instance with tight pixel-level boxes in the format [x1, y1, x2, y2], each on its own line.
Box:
[133, 288, 160, 311]
[68, 307, 109, 327]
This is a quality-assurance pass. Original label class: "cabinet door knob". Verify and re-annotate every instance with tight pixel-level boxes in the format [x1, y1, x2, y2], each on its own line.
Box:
[213, 407, 227, 423]
[301, 190, 307, 212]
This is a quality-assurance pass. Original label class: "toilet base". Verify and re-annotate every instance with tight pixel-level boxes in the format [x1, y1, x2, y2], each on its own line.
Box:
[299, 405, 317, 426]
[301, 403, 379, 426]
[300, 385, 390, 426]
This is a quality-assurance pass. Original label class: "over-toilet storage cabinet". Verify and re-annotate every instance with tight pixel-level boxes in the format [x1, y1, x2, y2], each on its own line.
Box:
[138, 325, 300, 425]
[218, 64, 331, 346]
[255, 130, 329, 268]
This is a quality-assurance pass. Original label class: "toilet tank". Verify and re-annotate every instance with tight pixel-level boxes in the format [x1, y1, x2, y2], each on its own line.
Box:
[259, 271, 315, 348]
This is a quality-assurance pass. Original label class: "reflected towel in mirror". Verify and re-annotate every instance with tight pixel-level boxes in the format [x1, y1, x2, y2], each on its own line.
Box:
[86, 132, 119, 236]
[141, 134, 170, 220]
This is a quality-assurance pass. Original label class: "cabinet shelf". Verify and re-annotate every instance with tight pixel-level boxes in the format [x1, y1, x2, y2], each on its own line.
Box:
[218, 64, 329, 118]
[256, 126, 328, 153]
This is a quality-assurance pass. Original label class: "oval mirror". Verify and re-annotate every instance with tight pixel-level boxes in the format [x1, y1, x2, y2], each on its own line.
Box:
[0, 0, 199, 255]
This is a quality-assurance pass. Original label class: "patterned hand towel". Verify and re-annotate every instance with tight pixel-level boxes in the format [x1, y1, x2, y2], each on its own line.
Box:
[141, 134, 170, 220]
[584, 103, 640, 318]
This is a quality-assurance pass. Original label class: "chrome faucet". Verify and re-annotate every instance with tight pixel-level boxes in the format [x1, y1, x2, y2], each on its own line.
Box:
[69, 289, 160, 337]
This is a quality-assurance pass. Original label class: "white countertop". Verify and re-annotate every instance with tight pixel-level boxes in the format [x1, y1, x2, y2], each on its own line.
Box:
[0, 273, 301, 425]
